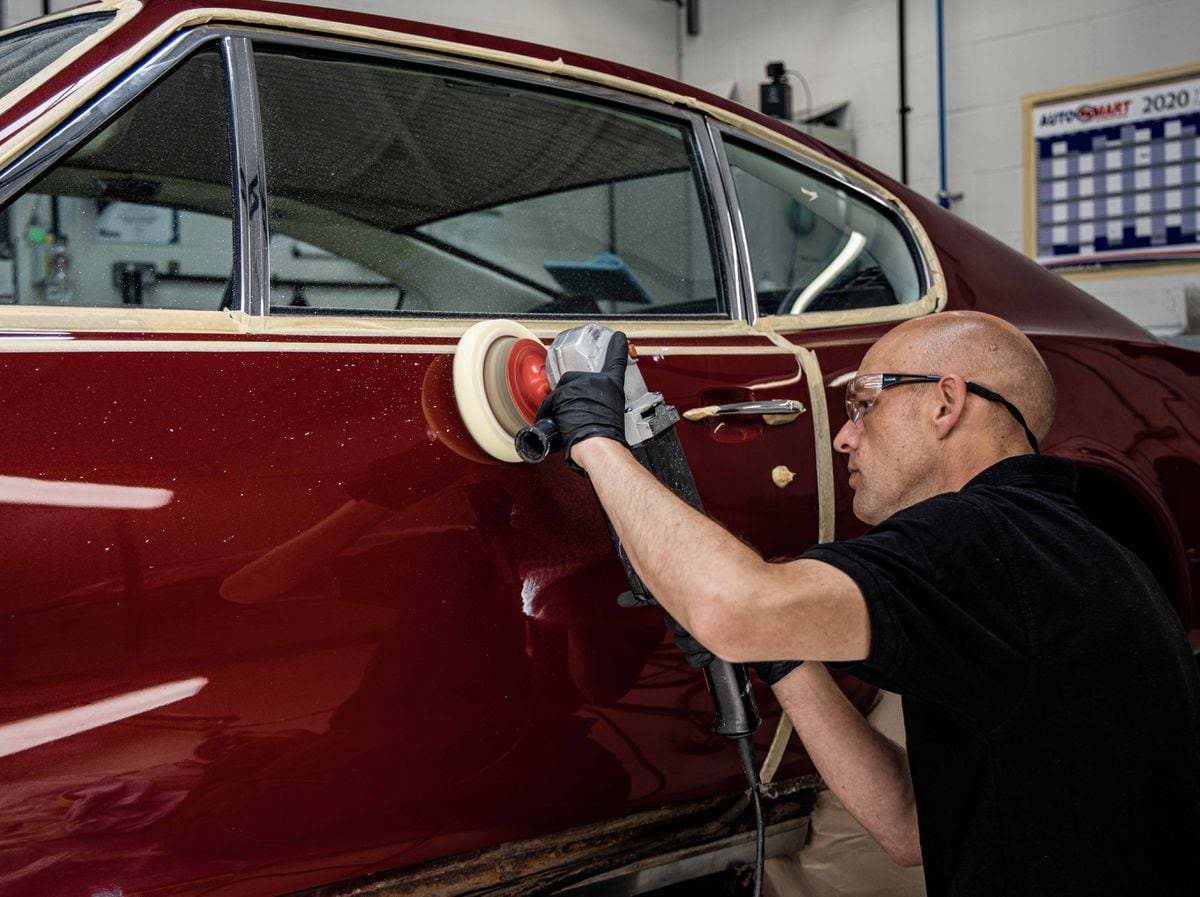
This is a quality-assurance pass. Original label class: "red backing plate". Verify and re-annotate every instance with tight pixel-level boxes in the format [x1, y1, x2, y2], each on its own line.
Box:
[505, 338, 551, 424]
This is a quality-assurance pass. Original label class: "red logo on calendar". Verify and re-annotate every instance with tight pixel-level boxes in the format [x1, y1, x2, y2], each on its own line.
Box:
[1040, 99, 1132, 127]
[1077, 99, 1132, 122]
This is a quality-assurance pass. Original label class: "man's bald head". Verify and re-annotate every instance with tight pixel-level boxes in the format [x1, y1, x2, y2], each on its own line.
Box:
[864, 311, 1056, 442]
[836, 311, 1056, 523]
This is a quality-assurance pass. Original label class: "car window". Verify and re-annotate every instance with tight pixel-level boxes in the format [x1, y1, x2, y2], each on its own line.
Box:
[253, 46, 722, 317]
[725, 140, 921, 316]
[0, 11, 116, 101]
[1, 47, 235, 310]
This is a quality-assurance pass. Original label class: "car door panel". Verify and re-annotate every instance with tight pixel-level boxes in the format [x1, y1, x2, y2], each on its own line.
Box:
[0, 327, 849, 890]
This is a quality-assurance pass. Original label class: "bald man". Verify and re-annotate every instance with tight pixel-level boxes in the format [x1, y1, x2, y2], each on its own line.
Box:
[537, 311, 1200, 896]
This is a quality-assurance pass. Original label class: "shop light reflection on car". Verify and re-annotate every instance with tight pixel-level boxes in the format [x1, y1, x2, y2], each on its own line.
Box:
[0, 677, 209, 758]
[0, 475, 172, 509]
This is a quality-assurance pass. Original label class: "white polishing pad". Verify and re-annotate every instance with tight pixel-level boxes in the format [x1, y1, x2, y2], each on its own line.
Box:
[453, 319, 543, 463]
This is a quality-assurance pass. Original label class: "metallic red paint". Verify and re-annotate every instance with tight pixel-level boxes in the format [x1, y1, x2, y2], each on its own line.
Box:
[0, 336, 861, 894]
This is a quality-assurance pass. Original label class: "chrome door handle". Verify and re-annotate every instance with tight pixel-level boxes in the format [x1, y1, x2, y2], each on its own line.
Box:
[683, 399, 806, 424]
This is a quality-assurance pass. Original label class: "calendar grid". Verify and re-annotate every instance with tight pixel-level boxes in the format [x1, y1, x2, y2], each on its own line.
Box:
[1027, 69, 1200, 269]
[1036, 112, 1199, 265]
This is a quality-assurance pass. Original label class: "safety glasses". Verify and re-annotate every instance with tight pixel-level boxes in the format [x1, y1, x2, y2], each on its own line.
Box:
[845, 372, 1040, 453]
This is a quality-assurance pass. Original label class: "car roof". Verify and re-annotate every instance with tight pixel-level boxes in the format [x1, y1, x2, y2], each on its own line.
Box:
[0, 0, 836, 166]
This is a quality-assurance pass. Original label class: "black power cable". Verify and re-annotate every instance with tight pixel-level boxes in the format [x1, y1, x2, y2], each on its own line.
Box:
[735, 735, 765, 897]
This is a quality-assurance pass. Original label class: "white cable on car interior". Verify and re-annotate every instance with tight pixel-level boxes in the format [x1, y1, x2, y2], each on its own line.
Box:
[787, 230, 867, 314]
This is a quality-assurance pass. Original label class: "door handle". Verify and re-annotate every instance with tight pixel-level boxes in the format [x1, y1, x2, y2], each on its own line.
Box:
[682, 399, 806, 425]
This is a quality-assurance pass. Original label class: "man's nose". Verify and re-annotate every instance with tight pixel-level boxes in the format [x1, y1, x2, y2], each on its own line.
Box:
[834, 419, 857, 454]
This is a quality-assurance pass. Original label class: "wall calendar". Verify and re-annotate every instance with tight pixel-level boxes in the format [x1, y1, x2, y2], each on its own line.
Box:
[1024, 66, 1200, 270]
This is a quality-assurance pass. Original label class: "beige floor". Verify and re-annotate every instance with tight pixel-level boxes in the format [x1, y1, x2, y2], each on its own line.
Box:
[764, 691, 927, 897]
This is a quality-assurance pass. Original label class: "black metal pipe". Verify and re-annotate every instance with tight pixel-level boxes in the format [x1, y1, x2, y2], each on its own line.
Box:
[898, 0, 910, 184]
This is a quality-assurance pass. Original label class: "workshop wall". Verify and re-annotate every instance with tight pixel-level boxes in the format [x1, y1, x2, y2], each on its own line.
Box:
[680, 0, 1200, 335]
[269, 0, 683, 79]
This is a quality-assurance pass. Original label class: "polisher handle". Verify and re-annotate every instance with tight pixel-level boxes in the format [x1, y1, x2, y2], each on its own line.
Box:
[626, 432, 761, 740]
[705, 658, 760, 739]
[515, 418, 560, 463]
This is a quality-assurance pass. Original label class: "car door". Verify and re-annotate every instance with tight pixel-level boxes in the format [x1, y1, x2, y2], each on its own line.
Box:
[227, 30, 835, 865]
[0, 26, 883, 897]
[713, 128, 945, 544]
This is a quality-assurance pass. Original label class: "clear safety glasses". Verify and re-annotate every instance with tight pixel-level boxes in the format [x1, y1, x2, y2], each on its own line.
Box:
[845, 372, 1040, 453]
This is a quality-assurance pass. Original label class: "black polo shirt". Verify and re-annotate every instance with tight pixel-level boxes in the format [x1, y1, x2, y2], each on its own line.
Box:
[806, 455, 1200, 896]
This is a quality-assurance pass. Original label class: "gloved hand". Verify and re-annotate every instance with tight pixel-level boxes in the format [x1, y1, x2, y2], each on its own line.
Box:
[534, 331, 629, 473]
[749, 659, 804, 686]
[663, 613, 714, 669]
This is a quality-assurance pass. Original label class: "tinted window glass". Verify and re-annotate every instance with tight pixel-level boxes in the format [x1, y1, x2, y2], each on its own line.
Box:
[726, 141, 921, 316]
[2, 48, 235, 309]
[0, 12, 115, 101]
[255, 47, 721, 317]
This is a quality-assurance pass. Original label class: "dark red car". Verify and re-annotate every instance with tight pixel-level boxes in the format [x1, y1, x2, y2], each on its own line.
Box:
[1, 2, 1196, 895]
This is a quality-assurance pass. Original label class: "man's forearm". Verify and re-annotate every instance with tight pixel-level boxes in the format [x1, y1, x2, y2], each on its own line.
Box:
[572, 437, 869, 661]
[574, 437, 761, 628]
[776, 663, 922, 867]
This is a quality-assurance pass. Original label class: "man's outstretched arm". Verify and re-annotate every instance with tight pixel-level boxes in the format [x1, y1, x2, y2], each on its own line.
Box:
[576, 438, 919, 862]
[571, 437, 870, 663]
[775, 663, 922, 867]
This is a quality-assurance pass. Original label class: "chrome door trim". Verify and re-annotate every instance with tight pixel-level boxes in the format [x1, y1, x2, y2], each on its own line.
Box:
[224, 36, 269, 317]
[713, 124, 935, 305]
[0, 28, 256, 316]
[240, 27, 738, 324]
[0, 29, 219, 205]
[690, 114, 744, 322]
[704, 118, 759, 325]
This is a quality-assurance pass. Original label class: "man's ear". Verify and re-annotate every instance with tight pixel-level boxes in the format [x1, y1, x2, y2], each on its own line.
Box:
[932, 375, 968, 441]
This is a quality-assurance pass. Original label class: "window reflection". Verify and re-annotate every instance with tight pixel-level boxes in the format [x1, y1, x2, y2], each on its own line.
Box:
[727, 140, 922, 316]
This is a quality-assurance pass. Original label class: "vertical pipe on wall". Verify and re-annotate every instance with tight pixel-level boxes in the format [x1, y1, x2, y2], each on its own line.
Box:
[675, 0, 684, 80]
[898, 0, 909, 184]
[936, 0, 950, 208]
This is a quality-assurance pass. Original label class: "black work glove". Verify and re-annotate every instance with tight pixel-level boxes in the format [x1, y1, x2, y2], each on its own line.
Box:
[749, 660, 804, 686]
[534, 331, 629, 474]
[663, 613, 715, 669]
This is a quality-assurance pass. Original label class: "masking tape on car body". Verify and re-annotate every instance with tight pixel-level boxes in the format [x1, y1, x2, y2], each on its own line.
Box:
[754, 319, 837, 785]
[758, 324, 835, 546]
[0, 302, 771, 340]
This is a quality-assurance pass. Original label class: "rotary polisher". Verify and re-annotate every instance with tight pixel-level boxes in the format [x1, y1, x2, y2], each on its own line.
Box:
[453, 321, 765, 892]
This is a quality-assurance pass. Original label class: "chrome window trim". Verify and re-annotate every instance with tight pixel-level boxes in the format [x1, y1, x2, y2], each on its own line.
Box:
[0, 22, 811, 328]
[713, 124, 935, 314]
[0, 28, 220, 207]
[704, 118, 758, 325]
[0, 28, 249, 316]
[241, 27, 736, 323]
[224, 36, 269, 317]
[688, 114, 743, 322]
